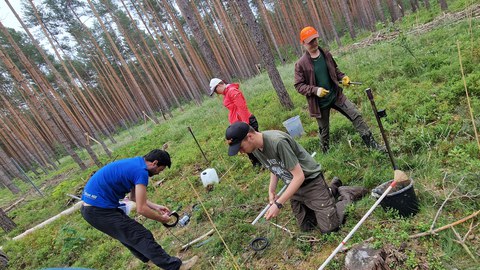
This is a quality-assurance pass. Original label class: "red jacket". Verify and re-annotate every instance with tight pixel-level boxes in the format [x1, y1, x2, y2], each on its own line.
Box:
[221, 83, 252, 124]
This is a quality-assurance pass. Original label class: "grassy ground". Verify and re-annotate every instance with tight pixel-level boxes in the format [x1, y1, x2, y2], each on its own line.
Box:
[0, 2, 479, 269]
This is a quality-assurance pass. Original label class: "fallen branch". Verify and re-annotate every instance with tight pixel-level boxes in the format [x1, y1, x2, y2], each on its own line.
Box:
[13, 201, 83, 241]
[410, 210, 480, 239]
[4, 198, 25, 213]
[269, 222, 294, 238]
[451, 226, 478, 262]
[180, 229, 214, 250]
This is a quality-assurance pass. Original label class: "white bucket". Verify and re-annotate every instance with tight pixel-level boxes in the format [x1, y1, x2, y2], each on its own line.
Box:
[200, 168, 219, 187]
[282, 115, 304, 138]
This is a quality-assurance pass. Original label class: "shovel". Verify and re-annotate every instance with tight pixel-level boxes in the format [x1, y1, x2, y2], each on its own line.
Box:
[365, 88, 410, 187]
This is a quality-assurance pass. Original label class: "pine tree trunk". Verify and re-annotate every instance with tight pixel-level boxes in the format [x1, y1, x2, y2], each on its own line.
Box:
[319, 1, 342, 47]
[0, 46, 87, 171]
[176, 0, 228, 80]
[0, 208, 16, 232]
[424, 0, 431, 9]
[254, 0, 285, 63]
[410, 0, 419, 12]
[387, 0, 401, 22]
[236, 0, 293, 109]
[373, 0, 387, 24]
[439, 0, 448, 11]
[341, 0, 356, 39]
[0, 166, 20, 195]
[86, 0, 159, 125]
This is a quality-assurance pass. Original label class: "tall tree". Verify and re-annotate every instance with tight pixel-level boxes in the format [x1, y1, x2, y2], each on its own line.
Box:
[423, 0, 431, 9]
[341, 0, 356, 39]
[176, 0, 228, 81]
[439, 0, 448, 11]
[236, 0, 293, 109]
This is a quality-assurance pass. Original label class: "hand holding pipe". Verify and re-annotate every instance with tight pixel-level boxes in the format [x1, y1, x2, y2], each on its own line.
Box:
[251, 152, 316, 225]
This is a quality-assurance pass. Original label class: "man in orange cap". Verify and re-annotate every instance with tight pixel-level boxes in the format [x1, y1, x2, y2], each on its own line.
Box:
[294, 26, 383, 153]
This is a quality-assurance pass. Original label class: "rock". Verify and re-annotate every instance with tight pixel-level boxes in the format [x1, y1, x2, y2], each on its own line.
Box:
[345, 243, 390, 270]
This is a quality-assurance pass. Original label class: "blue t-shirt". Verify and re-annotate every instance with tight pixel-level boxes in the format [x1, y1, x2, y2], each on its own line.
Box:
[82, 157, 149, 208]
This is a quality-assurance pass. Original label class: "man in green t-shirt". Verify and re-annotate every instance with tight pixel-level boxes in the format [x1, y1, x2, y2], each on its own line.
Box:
[226, 121, 367, 232]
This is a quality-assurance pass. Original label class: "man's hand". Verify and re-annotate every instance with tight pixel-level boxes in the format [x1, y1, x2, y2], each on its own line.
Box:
[316, 87, 330, 98]
[342, 76, 351, 86]
[149, 203, 170, 214]
[158, 211, 171, 224]
[265, 202, 280, 220]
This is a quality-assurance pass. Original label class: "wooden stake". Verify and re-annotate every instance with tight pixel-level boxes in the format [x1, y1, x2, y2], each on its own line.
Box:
[457, 40, 480, 153]
[180, 229, 214, 250]
[409, 210, 480, 239]
[188, 181, 240, 270]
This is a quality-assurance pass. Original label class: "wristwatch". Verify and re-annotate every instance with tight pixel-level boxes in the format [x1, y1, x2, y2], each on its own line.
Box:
[274, 201, 283, 209]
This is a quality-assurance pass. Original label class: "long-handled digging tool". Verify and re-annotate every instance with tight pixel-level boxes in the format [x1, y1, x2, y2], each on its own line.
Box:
[317, 88, 411, 269]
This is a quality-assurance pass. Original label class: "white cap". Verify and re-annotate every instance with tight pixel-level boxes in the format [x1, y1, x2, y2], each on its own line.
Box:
[209, 78, 222, 96]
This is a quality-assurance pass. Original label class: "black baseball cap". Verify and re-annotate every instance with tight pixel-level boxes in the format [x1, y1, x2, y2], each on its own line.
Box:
[225, 121, 250, 156]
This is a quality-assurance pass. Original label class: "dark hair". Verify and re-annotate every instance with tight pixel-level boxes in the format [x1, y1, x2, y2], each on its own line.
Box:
[144, 149, 171, 168]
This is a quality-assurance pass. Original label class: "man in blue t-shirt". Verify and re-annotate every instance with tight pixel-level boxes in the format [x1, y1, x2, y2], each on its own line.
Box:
[81, 149, 197, 270]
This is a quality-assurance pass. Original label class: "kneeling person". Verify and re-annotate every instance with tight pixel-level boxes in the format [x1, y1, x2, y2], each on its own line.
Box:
[226, 122, 367, 232]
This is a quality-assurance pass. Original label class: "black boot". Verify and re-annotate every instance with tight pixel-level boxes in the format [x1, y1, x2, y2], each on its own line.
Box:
[329, 176, 343, 197]
[338, 186, 369, 202]
[361, 133, 386, 152]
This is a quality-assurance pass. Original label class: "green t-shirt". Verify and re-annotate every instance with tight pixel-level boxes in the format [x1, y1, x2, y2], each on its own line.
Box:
[252, 131, 322, 185]
[313, 53, 336, 108]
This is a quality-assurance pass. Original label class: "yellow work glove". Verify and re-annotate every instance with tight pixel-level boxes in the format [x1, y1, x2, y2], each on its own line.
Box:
[316, 87, 330, 98]
[342, 76, 351, 87]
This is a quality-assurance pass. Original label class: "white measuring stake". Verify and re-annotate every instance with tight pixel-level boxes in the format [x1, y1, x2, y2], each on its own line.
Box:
[318, 181, 396, 270]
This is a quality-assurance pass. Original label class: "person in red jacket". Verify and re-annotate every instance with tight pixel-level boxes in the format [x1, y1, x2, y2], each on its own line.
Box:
[209, 78, 261, 167]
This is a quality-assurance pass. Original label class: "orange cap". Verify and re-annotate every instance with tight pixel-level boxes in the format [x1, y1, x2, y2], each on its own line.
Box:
[300, 26, 319, 44]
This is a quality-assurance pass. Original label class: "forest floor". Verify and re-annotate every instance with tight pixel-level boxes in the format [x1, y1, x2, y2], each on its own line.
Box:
[338, 3, 480, 53]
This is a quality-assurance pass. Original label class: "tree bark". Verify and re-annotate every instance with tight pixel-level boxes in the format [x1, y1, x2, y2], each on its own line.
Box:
[236, 0, 293, 109]
[439, 0, 448, 11]
[0, 208, 16, 232]
[423, 0, 431, 9]
[341, 0, 356, 39]
[176, 0, 228, 81]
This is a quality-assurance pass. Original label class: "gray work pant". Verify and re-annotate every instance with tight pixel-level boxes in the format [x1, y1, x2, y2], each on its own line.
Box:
[290, 174, 351, 233]
[316, 98, 371, 151]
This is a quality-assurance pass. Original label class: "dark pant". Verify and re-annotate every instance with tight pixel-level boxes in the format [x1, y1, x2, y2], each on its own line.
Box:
[316, 98, 371, 152]
[247, 115, 261, 166]
[81, 206, 181, 270]
[291, 174, 339, 233]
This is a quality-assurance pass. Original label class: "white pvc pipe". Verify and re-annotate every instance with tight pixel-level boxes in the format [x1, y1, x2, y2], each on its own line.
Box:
[251, 152, 316, 225]
[318, 182, 396, 270]
[251, 185, 287, 225]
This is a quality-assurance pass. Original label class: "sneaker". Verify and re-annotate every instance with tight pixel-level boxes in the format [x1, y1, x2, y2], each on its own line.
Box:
[179, 255, 199, 270]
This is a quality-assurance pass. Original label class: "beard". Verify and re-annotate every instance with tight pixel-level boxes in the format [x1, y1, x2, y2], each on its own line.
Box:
[147, 169, 154, 177]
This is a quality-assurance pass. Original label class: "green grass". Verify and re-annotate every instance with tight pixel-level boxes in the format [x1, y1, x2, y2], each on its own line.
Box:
[1, 3, 479, 269]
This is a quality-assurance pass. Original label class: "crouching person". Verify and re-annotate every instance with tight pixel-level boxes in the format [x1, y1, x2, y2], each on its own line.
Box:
[81, 149, 198, 270]
[225, 122, 367, 232]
